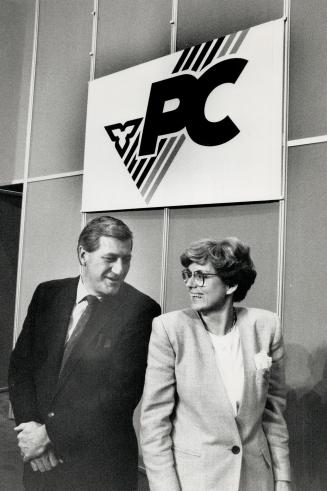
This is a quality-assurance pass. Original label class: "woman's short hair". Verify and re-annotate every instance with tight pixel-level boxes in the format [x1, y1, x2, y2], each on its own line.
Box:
[78, 215, 133, 254]
[180, 237, 257, 302]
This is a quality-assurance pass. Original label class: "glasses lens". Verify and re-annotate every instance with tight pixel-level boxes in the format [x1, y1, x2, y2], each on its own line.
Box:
[182, 270, 191, 282]
[193, 271, 204, 286]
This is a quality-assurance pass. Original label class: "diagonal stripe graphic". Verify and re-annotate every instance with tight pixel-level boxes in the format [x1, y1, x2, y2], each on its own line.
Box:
[201, 36, 225, 70]
[218, 32, 237, 58]
[144, 134, 186, 204]
[132, 157, 147, 180]
[230, 28, 250, 54]
[128, 155, 138, 173]
[192, 40, 215, 71]
[172, 47, 192, 73]
[182, 43, 202, 71]
[124, 132, 140, 167]
[141, 137, 177, 196]
[136, 139, 166, 189]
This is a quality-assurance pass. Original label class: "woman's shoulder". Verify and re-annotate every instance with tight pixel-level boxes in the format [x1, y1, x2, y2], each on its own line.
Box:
[237, 307, 280, 336]
[236, 307, 278, 320]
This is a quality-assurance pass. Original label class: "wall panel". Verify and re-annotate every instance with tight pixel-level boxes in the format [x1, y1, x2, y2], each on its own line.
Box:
[177, 0, 283, 49]
[28, 0, 93, 178]
[18, 176, 82, 330]
[166, 203, 280, 313]
[95, 0, 171, 78]
[0, 0, 35, 184]
[288, 0, 327, 140]
[284, 143, 327, 490]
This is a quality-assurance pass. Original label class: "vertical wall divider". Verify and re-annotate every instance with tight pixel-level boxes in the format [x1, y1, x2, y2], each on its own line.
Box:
[12, 0, 40, 345]
[159, 0, 179, 311]
[276, 0, 291, 323]
[170, 0, 179, 52]
[81, 0, 99, 249]
[159, 208, 170, 313]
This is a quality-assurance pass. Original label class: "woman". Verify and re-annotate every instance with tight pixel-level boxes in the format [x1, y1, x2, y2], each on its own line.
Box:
[140, 237, 291, 491]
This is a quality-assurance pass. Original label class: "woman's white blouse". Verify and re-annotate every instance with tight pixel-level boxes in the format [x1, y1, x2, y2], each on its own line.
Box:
[208, 325, 244, 416]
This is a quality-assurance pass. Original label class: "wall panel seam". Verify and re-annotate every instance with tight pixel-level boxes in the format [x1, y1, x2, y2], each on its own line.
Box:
[276, 0, 291, 325]
[288, 135, 327, 147]
[13, 0, 40, 345]
[27, 171, 83, 183]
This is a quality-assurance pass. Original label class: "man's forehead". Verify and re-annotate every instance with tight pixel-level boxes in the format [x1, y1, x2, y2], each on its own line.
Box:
[98, 235, 132, 253]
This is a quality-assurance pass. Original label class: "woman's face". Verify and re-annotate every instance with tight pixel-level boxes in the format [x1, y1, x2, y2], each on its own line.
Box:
[185, 261, 230, 314]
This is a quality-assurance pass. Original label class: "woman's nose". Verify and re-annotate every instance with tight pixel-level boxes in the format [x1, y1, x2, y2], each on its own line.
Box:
[185, 274, 196, 287]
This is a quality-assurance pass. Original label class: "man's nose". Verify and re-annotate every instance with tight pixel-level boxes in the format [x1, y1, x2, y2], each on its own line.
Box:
[111, 259, 124, 276]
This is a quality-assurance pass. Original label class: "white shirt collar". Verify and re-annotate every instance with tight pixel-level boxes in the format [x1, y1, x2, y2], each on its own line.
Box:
[76, 276, 89, 305]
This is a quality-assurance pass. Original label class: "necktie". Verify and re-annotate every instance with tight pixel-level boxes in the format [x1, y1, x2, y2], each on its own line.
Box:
[59, 295, 99, 376]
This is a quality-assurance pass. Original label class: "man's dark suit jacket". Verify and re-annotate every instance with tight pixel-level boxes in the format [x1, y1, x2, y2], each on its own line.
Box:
[8, 276, 161, 491]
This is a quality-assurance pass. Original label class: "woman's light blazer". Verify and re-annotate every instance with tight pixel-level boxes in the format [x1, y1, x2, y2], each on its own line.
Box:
[140, 307, 291, 491]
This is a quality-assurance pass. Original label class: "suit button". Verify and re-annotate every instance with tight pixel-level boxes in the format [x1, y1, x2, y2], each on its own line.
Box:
[231, 445, 240, 454]
[47, 412, 55, 418]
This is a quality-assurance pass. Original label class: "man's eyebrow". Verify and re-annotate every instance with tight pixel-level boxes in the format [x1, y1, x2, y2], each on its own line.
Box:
[101, 254, 132, 258]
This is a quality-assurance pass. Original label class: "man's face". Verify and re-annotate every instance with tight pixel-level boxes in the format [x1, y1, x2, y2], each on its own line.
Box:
[79, 236, 132, 297]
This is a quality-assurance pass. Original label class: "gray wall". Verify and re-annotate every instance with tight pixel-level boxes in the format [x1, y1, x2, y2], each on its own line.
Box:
[1, 1, 327, 489]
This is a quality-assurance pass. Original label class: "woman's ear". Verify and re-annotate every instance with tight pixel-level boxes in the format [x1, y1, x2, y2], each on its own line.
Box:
[226, 284, 238, 296]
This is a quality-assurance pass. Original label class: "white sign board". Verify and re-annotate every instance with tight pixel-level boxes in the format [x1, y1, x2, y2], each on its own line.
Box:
[82, 19, 285, 211]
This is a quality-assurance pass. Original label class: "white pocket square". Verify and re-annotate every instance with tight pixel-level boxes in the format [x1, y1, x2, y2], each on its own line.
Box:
[254, 351, 272, 370]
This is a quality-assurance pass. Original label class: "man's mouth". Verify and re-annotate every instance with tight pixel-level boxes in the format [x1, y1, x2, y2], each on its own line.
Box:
[105, 276, 121, 283]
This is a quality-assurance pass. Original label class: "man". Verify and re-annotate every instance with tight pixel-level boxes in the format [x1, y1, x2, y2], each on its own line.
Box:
[8, 216, 161, 490]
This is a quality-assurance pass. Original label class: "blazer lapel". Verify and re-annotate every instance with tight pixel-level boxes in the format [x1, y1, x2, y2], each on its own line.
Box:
[191, 311, 239, 434]
[236, 307, 259, 421]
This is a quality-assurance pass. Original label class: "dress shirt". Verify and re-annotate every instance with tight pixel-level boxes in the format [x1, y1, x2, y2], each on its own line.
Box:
[209, 325, 244, 416]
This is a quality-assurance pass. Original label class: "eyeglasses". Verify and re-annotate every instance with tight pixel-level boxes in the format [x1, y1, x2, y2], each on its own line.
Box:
[181, 269, 219, 287]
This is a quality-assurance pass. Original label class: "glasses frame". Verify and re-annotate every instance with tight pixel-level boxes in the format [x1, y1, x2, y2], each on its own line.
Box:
[181, 269, 219, 287]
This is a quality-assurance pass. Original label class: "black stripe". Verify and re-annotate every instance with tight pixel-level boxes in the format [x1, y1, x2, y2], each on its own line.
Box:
[182, 43, 202, 71]
[192, 40, 214, 71]
[201, 36, 224, 70]
[124, 133, 140, 166]
[128, 155, 138, 173]
[136, 139, 166, 188]
[132, 158, 147, 180]
[172, 47, 192, 73]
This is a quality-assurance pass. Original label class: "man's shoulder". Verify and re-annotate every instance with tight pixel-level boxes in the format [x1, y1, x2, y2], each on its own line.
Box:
[121, 282, 160, 312]
[35, 277, 78, 296]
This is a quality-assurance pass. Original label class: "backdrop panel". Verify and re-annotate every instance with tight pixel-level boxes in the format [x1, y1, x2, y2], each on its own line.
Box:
[28, 0, 93, 178]
[18, 176, 82, 332]
[95, 0, 171, 78]
[165, 202, 280, 313]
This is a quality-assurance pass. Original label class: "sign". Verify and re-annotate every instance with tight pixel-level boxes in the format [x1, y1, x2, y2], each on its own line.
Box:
[82, 18, 285, 211]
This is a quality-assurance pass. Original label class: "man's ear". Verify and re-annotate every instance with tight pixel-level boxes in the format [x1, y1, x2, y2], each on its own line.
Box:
[226, 284, 238, 296]
[78, 245, 87, 266]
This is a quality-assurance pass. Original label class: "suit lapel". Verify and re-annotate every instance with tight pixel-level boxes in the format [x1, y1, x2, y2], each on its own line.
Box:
[53, 285, 126, 398]
[43, 278, 79, 364]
